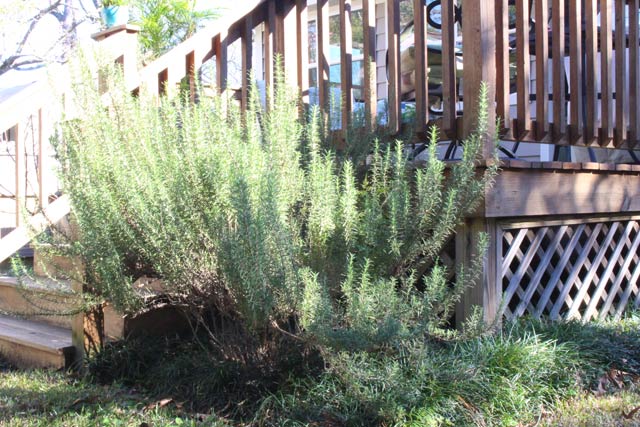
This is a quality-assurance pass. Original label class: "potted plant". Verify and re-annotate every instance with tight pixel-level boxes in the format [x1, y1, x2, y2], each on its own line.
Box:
[101, 0, 129, 28]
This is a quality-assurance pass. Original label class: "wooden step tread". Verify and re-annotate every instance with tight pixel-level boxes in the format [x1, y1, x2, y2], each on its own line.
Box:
[0, 314, 72, 352]
[0, 275, 72, 294]
[0, 314, 74, 369]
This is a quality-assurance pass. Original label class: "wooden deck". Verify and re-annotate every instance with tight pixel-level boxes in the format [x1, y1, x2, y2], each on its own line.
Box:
[0, 0, 639, 340]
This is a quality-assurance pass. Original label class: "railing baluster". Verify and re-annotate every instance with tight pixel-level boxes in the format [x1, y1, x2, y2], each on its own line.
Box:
[495, 0, 511, 135]
[339, 0, 353, 131]
[215, 31, 229, 94]
[363, 0, 377, 130]
[441, 0, 457, 138]
[14, 124, 23, 227]
[535, 0, 549, 139]
[296, 0, 309, 106]
[386, 0, 400, 134]
[614, 0, 626, 147]
[413, 0, 428, 135]
[158, 68, 168, 96]
[568, 0, 583, 142]
[516, 0, 531, 139]
[316, 0, 330, 111]
[37, 108, 45, 210]
[585, 0, 598, 142]
[275, 0, 298, 88]
[264, 0, 276, 102]
[631, 0, 640, 148]
[552, 0, 567, 141]
[600, 0, 613, 145]
[241, 16, 253, 111]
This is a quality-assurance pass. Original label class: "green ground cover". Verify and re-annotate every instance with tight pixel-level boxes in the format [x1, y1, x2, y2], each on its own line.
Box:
[1, 314, 639, 426]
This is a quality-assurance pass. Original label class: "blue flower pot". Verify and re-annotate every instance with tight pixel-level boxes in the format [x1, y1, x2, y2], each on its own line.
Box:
[101, 6, 129, 28]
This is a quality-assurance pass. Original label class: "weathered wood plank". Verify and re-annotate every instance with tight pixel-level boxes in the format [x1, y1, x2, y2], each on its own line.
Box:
[515, 0, 531, 138]
[316, 0, 330, 110]
[485, 170, 640, 218]
[495, 0, 511, 132]
[296, 0, 309, 105]
[264, 0, 276, 99]
[456, 218, 500, 327]
[462, 1, 496, 155]
[535, 0, 549, 139]
[585, 0, 598, 142]
[568, 0, 583, 141]
[441, 0, 457, 137]
[340, 0, 353, 130]
[630, 0, 640, 147]
[386, 0, 401, 133]
[551, 0, 567, 140]
[14, 124, 23, 226]
[363, 0, 377, 129]
[413, 0, 428, 134]
[614, 0, 627, 147]
[215, 31, 228, 93]
[241, 16, 253, 111]
[600, 0, 614, 145]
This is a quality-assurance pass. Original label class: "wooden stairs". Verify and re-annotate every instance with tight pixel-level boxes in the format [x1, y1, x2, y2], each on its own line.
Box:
[0, 249, 80, 369]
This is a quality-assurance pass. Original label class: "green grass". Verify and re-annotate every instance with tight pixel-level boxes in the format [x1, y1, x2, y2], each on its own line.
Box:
[0, 363, 228, 427]
[1, 314, 639, 426]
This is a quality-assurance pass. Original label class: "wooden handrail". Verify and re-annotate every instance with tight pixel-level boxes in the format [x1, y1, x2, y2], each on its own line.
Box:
[0, 195, 70, 265]
[127, 0, 267, 94]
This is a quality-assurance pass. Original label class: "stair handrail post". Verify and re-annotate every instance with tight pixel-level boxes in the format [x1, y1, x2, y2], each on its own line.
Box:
[91, 24, 140, 89]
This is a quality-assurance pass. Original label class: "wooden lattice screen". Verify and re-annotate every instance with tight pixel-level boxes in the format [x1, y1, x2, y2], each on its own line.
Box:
[499, 216, 640, 322]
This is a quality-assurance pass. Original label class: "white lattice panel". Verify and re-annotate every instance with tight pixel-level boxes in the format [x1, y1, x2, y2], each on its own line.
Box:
[499, 218, 640, 322]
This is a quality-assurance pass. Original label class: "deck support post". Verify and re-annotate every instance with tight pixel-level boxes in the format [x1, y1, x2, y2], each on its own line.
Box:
[455, 217, 500, 329]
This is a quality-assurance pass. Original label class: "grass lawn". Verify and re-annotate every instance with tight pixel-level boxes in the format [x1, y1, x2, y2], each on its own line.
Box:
[1, 364, 638, 426]
[2, 314, 640, 426]
[0, 362, 228, 427]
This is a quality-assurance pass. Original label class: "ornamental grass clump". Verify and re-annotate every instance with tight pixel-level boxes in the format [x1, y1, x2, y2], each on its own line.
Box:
[55, 59, 495, 364]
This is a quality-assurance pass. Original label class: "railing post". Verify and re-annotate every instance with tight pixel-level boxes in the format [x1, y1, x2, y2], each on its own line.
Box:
[91, 25, 140, 87]
[275, 0, 298, 88]
[461, 2, 496, 156]
[456, 3, 499, 327]
[14, 124, 23, 227]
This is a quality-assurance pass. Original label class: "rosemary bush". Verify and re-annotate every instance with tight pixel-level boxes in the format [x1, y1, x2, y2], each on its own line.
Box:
[56, 60, 495, 360]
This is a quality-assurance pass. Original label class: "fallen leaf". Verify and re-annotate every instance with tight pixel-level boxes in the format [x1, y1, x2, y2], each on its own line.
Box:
[143, 398, 173, 411]
[68, 395, 100, 408]
[623, 406, 640, 420]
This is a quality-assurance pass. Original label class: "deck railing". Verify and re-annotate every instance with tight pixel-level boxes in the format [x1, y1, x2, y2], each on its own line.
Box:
[2, 0, 640, 260]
